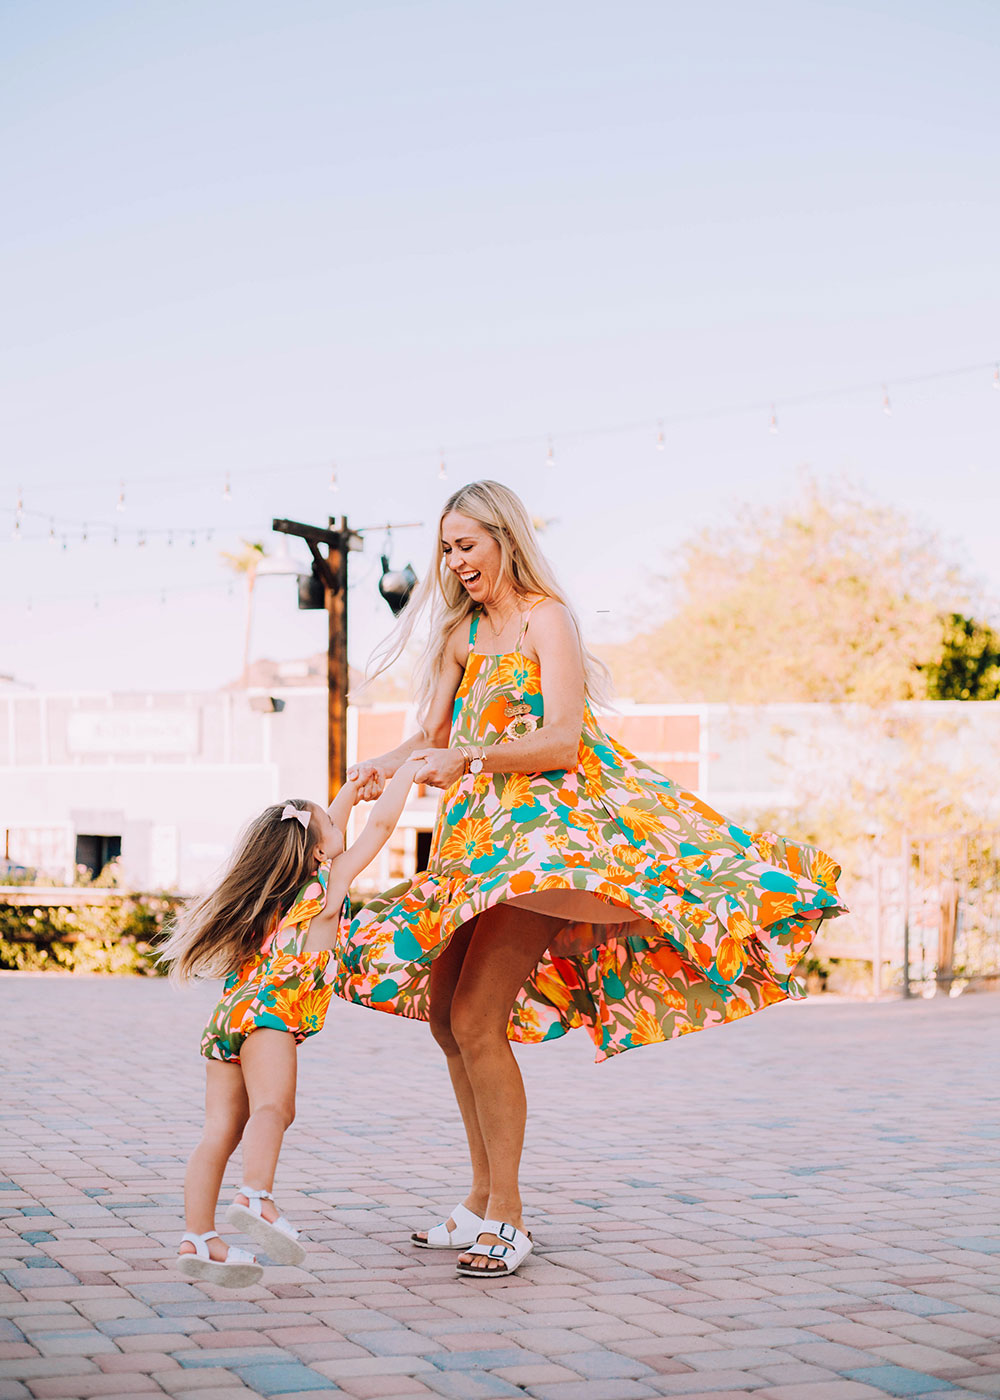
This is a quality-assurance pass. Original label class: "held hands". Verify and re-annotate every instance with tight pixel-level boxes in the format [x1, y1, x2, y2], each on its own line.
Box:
[346, 760, 388, 801]
[410, 747, 466, 790]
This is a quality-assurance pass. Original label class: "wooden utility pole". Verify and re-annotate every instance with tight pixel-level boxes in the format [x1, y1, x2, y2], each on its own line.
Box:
[272, 515, 359, 802]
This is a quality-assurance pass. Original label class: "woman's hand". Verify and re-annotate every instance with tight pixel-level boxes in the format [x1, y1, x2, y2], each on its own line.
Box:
[411, 747, 467, 790]
[346, 759, 388, 801]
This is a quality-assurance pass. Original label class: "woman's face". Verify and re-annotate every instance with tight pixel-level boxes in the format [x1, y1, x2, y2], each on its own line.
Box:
[440, 510, 508, 605]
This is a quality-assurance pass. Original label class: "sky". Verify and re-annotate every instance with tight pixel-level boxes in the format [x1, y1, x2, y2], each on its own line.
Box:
[2, 0, 999, 694]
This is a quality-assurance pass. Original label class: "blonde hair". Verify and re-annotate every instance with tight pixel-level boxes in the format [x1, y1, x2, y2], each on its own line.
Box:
[368, 479, 612, 715]
[158, 799, 318, 983]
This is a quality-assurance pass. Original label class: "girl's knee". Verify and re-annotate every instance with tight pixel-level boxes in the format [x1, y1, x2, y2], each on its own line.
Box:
[250, 1099, 295, 1132]
[449, 999, 505, 1058]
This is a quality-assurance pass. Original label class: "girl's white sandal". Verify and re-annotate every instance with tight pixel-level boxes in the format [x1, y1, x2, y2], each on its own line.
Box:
[225, 1185, 305, 1266]
[411, 1202, 486, 1250]
[176, 1230, 262, 1288]
[455, 1219, 533, 1278]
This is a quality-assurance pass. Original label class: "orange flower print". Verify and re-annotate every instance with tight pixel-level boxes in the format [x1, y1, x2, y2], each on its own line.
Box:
[725, 997, 754, 1022]
[577, 744, 602, 788]
[752, 832, 775, 862]
[557, 786, 579, 807]
[811, 848, 840, 890]
[612, 844, 644, 868]
[509, 870, 536, 894]
[617, 803, 667, 841]
[663, 988, 688, 1011]
[759, 890, 797, 925]
[715, 935, 745, 981]
[295, 985, 333, 1033]
[534, 962, 574, 1011]
[727, 911, 755, 942]
[538, 872, 571, 891]
[440, 817, 493, 862]
[500, 773, 534, 811]
[684, 906, 710, 928]
[634, 1009, 667, 1043]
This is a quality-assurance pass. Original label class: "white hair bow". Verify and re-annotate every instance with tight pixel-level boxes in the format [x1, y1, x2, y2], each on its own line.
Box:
[280, 802, 311, 832]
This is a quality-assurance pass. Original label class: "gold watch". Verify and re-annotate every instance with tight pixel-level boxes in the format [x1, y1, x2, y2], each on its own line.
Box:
[469, 747, 485, 776]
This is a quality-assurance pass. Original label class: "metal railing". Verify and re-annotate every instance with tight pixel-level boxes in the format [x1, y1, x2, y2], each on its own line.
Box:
[900, 828, 1000, 996]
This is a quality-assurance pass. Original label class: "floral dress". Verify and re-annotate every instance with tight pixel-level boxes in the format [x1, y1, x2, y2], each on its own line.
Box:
[333, 611, 846, 1062]
[201, 861, 344, 1063]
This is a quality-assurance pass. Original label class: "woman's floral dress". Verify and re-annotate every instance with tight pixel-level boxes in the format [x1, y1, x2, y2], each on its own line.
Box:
[201, 862, 345, 1063]
[333, 612, 846, 1062]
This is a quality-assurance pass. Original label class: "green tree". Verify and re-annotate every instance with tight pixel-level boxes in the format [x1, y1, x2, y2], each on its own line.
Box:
[608, 480, 993, 704]
[922, 613, 1000, 700]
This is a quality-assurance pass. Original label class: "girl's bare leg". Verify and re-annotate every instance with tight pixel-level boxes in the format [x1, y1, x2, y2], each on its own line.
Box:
[412, 920, 491, 1240]
[181, 1060, 249, 1261]
[232, 1028, 297, 1222]
[449, 904, 560, 1272]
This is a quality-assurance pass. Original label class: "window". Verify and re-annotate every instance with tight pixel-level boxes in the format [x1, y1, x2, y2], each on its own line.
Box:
[75, 834, 121, 878]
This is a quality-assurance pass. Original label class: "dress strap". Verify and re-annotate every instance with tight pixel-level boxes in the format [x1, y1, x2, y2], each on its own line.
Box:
[468, 611, 481, 651]
[514, 596, 545, 653]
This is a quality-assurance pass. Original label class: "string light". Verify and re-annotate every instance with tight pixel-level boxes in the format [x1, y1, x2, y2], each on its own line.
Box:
[12, 518, 21, 542]
[137, 531, 146, 548]
[768, 404, 778, 435]
[81, 523, 88, 544]
[994, 365, 999, 391]
[438, 452, 447, 481]
[16, 486, 23, 521]
[329, 468, 339, 493]
[112, 528, 119, 546]
[881, 384, 892, 416]
[546, 436, 555, 466]
[116, 482, 126, 513]
[222, 473, 232, 501]
[656, 420, 665, 452]
[48, 519, 56, 545]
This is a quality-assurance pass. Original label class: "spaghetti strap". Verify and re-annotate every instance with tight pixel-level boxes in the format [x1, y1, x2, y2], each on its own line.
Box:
[468, 612, 480, 650]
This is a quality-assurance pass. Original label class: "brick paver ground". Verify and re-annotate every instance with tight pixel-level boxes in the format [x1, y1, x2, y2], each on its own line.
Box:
[1, 975, 998, 1400]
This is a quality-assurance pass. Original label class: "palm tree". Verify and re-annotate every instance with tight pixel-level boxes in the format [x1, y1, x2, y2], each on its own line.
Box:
[221, 540, 267, 687]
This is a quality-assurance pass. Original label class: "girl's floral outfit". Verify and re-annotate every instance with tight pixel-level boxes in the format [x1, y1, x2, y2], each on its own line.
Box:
[334, 611, 846, 1062]
[201, 862, 344, 1063]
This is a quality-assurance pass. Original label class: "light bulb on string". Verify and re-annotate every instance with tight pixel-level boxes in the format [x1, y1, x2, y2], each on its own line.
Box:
[993, 365, 999, 391]
[81, 523, 88, 544]
[329, 467, 339, 493]
[768, 404, 778, 435]
[223, 473, 232, 501]
[112, 527, 119, 546]
[166, 531, 173, 547]
[881, 384, 892, 416]
[438, 452, 447, 481]
[190, 532, 197, 547]
[12, 518, 21, 542]
[137, 530, 146, 548]
[116, 482, 126, 512]
[656, 420, 665, 452]
[48, 518, 56, 545]
[61, 536, 68, 552]
[15, 486, 23, 521]
[546, 436, 555, 466]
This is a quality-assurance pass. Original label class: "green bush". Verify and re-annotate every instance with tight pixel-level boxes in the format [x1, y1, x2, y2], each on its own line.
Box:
[0, 893, 182, 975]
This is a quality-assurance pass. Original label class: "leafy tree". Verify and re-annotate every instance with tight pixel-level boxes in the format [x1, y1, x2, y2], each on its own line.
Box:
[607, 480, 992, 704]
[922, 613, 1000, 701]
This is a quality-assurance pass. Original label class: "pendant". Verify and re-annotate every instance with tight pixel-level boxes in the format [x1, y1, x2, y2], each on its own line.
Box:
[504, 697, 532, 719]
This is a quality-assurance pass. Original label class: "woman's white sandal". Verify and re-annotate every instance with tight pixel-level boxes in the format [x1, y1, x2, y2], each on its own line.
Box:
[176, 1230, 262, 1288]
[225, 1185, 305, 1266]
[411, 1202, 486, 1250]
[455, 1220, 533, 1278]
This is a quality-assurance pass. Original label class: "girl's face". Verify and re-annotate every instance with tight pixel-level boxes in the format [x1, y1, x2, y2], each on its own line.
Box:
[311, 805, 345, 863]
[440, 511, 509, 606]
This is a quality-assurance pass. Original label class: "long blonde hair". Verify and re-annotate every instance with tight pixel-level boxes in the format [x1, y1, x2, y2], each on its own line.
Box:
[158, 799, 318, 982]
[368, 480, 612, 716]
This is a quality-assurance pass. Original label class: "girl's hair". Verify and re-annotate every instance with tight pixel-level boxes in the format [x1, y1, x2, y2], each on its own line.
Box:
[158, 799, 318, 983]
[366, 479, 612, 715]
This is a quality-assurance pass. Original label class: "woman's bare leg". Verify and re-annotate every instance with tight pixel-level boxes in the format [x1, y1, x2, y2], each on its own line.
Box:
[412, 920, 491, 1239]
[181, 1060, 249, 1261]
[448, 903, 560, 1272]
[232, 1029, 297, 1222]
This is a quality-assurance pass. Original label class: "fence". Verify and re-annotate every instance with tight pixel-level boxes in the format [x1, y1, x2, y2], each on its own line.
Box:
[898, 829, 1000, 996]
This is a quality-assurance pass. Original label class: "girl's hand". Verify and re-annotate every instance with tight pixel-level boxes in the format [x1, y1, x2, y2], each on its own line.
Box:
[411, 747, 467, 790]
[347, 759, 387, 801]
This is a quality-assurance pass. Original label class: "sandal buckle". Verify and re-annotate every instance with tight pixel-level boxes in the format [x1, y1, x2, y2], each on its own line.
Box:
[488, 1243, 510, 1258]
[498, 1222, 516, 1243]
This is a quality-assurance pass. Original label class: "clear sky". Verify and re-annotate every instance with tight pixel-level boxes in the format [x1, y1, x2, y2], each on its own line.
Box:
[3, 0, 998, 693]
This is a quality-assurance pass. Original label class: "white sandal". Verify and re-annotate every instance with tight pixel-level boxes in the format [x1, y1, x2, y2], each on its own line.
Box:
[455, 1219, 533, 1278]
[176, 1230, 262, 1288]
[225, 1185, 305, 1266]
[411, 1202, 486, 1250]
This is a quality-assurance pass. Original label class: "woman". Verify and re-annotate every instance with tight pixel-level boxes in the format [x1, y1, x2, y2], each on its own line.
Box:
[339, 480, 844, 1278]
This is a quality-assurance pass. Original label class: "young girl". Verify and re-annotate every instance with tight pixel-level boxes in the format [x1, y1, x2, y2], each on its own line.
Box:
[160, 760, 420, 1286]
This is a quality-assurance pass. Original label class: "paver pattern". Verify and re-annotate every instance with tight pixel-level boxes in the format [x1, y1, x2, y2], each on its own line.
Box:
[0, 975, 997, 1400]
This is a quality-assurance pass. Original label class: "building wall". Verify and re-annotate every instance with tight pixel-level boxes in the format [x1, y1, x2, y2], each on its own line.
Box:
[3, 686, 999, 901]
